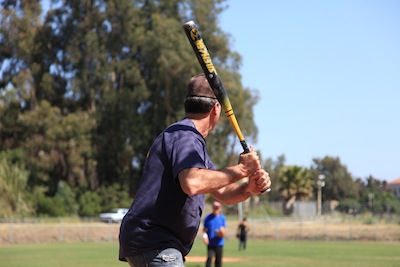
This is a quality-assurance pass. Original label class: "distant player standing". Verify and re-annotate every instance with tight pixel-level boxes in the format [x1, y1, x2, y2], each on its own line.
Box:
[203, 201, 226, 267]
[237, 217, 250, 250]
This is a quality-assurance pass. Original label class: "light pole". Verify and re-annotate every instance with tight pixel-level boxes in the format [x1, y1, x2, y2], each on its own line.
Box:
[368, 193, 374, 210]
[238, 201, 243, 221]
[317, 174, 326, 216]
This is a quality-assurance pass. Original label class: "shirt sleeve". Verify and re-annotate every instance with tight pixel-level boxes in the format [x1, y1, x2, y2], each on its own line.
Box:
[171, 135, 207, 179]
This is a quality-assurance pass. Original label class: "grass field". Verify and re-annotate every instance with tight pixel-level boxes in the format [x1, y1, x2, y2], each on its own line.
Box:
[1, 239, 399, 267]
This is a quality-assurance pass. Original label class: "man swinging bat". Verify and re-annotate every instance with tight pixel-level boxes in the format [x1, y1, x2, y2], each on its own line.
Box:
[118, 22, 271, 267]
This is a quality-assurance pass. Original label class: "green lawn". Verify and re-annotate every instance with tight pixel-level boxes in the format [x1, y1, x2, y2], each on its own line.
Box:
[1, 240, 399, 267]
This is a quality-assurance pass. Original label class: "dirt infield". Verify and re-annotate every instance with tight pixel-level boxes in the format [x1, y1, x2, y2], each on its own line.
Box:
[185, 256, 245, 262]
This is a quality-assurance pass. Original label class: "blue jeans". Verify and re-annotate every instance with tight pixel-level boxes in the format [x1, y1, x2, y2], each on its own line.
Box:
[126, 248, 185, 267]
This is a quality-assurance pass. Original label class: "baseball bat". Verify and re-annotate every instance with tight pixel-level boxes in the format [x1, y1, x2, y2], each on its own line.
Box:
[183, 20, 270, 193]
[182, 20, 250, 153]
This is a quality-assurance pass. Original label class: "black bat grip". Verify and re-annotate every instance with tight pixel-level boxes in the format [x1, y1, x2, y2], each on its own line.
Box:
[240, 141, 250, 154]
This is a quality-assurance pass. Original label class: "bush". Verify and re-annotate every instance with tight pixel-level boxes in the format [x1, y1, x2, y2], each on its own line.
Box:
[56, 181, 79, 215]
[78, 191, 102, 217]
[32, 182, 79, 217]
[337, 198, 361, 214]
[97, 183, 132, 212]
[35, 193, 67, 217]
[363, 215, 376, 225]
[0, 157, 32, 218]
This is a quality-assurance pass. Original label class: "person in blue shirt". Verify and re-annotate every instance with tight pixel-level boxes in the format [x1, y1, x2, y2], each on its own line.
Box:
[203, 201, 226, 267]
[119, 73, 271, 267]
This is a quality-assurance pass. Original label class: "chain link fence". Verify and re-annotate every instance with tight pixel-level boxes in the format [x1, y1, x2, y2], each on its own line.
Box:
[238, 216, 400, 242]
[1, 215, 400, 245]
[0, 218, 120, 244]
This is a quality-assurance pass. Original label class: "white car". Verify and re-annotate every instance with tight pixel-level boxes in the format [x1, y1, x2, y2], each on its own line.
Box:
[99, 208, 128, 223]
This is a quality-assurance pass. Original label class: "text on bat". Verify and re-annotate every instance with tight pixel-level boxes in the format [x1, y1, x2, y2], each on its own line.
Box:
[195, 40, 216, 74]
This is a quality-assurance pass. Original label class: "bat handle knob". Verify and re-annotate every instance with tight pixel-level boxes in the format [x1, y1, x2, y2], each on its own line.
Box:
[261, 188, 272, 194]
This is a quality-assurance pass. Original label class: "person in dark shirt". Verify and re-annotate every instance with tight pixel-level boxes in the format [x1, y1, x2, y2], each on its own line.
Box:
[119, 73, 271, 267]
[237, 217, 250, 250]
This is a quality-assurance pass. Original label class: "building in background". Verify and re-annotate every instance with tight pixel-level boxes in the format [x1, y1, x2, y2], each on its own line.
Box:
[388, 178, 400, 200]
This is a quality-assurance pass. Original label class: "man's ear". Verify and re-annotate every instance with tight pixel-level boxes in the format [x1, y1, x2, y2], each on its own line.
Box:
[213, 102, 220, 115]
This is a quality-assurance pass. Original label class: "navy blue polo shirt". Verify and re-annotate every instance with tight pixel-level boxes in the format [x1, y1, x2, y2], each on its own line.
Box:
[119, 118, 215, 260]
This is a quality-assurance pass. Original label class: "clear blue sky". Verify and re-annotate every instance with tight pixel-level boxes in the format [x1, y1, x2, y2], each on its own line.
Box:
[219, 0, 399, 181]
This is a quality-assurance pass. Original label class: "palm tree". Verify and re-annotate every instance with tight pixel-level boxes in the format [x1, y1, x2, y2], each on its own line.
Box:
[279, 165, 313, 215]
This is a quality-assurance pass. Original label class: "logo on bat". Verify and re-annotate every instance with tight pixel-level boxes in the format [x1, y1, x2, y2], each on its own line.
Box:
[189, 28, 217, 74]
[189, 28, 199, 41]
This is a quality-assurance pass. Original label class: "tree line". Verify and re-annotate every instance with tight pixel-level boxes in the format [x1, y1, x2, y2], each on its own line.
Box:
[1, 0, 398, 218]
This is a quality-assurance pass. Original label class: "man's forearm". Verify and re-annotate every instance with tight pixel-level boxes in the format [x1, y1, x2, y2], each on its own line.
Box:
[211, 180, 253, 205]
[178, 165, 246, 196]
